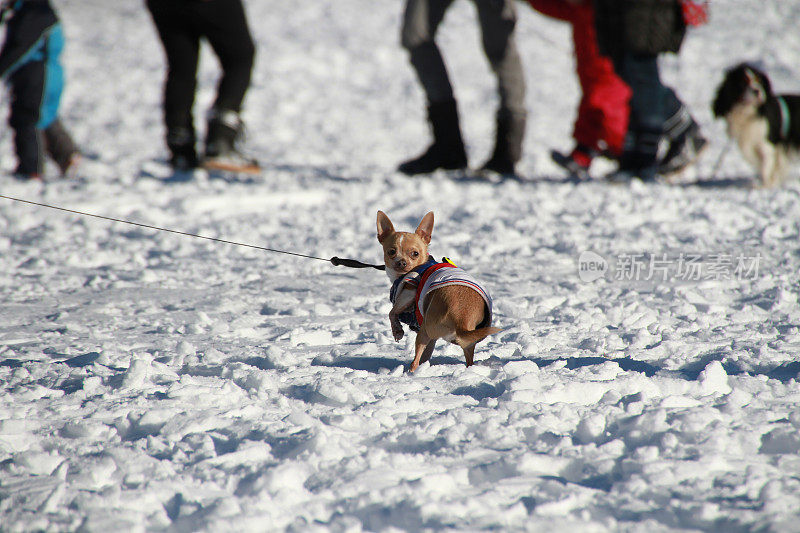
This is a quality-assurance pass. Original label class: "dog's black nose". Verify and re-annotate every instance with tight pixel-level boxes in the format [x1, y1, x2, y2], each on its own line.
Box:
[396, 260, 407, 269]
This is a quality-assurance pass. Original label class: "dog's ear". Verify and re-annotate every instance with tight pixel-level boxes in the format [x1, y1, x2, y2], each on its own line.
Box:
[744, 67, 768, 105]
[377, 211, 394, 243]
[415, 211, 434, 245]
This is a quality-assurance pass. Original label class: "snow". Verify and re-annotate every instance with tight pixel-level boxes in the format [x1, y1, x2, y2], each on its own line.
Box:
[1, 0, 800, 531]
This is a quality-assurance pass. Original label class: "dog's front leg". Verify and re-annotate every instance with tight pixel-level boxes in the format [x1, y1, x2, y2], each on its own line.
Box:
[758, 143, 778, 187]
[389, 285, 416, 342]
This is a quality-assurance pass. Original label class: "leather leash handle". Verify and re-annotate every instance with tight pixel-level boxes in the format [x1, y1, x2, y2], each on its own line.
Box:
[330, 257, 386, 271]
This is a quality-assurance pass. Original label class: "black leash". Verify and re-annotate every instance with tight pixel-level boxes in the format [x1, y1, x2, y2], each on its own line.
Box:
[0, 194, 385, 271]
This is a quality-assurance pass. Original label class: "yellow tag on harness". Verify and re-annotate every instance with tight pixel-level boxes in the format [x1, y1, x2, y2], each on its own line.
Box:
[441, 257, 457, 267]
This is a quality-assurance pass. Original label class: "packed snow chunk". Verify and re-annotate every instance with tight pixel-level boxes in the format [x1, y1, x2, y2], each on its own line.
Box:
[72, 511, 144, 533]
[60, 420, 111, 440]
[82, 375, 103, 395]
[0, 419, 38, 453]
[175, 340, 196, 357]
[502, 359, 539, 378]
[503, 372, 541, 393]
[0, 419, 31, 435]
[410, 470, 466, 494]
[201, 441, 272, 467]
[517, 453, 571, 477]
[574, 413, 607, 444]
[527, 381, 610, 406]
[199, 347, 227, 364]
[118, 357, 151, 390]
[464, 364, 492, 377]
[312, 382, 351, 406]
[254, 462, 311, 498]
[14, 450, 63, 476]
[290, 329, 334, 346]
[126, 409, 174, 440]
[533, 493, 592, 517]
[223, 364, 277, 394]
[620, 308, 658, 330]
[14, 384, 64, 401]
[789, 409, 800, 429]
[615, 408, 669, 448]
[659, 395, 702, 409]
[698, 361, 731, 395]
[759, 479, 798, 515]
[70, 454, 118, 491]
[760, 428, 800, 455]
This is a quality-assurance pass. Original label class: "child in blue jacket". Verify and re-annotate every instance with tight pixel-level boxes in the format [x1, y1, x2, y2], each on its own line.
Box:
[0, 0, 79, 180]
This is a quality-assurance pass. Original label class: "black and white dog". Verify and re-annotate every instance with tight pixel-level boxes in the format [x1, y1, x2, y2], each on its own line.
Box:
[713, 63, 800, 186]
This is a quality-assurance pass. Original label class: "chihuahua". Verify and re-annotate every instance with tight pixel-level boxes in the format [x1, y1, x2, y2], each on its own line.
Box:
[377, 210, 500, 372]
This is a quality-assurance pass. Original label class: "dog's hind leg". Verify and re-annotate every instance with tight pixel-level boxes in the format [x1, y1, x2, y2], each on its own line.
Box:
[463, 344, 475, 367]
[410, 331, 435, 373]
[418, 341, 436, 366]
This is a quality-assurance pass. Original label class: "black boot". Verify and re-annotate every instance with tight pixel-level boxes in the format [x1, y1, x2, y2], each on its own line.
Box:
[398, 99, 468, 175]
[659, 108, 707, 176]
[481, 110, 526, 175]
[166, 126, 198, 171]
[43, 119, 80, 177]
[204, 109, 260, 174]
[605, 130, 663, 183]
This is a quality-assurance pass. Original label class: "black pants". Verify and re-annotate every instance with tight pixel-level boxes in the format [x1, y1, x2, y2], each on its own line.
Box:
[401, 0, 525, 116]
[145, 0, 255, 140]
[9, 61, 77, 175]
[9, 61, 45, 175]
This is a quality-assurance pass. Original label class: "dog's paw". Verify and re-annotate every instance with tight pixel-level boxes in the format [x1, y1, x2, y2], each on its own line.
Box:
[392, 325, 405, 342]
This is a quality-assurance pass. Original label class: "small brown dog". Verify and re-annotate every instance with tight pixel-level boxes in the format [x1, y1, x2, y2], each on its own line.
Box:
[377, 211, 500, 372]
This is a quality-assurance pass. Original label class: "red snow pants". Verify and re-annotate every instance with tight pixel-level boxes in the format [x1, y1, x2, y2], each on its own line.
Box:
[527, 0, 631, 155]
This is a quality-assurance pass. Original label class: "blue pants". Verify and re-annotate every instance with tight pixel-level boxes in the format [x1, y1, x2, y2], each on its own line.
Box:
[611, 52, 684, 167]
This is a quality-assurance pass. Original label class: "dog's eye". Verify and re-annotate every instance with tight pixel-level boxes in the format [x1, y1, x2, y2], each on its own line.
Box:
[388, 249, 396, 257]
[411, 251, 419, 258]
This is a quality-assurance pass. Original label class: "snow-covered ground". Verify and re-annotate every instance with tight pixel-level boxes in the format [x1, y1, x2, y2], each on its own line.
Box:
[2, 1, 800, 531]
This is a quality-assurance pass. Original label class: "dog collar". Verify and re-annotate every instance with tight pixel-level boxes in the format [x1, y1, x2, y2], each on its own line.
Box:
[777, 96, 791, 141]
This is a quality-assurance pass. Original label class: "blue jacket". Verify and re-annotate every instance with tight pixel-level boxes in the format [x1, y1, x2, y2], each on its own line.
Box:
[0, 0, 64, 129]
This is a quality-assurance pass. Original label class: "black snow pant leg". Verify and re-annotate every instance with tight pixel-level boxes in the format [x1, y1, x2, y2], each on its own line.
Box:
[145, 0, 200, 137]
[193, 0, 255, 114]
[9, 61, 45, 176]
[475, 0, 526, 117]
[401, 0, 457, 105]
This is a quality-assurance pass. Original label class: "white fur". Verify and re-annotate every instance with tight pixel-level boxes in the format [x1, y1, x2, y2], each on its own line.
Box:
[726, 102, 791, 187]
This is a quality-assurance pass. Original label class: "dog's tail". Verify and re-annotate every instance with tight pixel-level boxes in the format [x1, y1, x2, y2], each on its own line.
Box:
[456, 327, 502, 349]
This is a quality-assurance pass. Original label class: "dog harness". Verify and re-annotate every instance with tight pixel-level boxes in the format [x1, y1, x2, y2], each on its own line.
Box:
[389, 256, 493, 332]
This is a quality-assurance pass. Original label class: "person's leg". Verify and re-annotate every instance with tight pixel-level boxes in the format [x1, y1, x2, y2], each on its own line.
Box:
[398, 0, 467, 174]
[612, 51, 667, 179]
[195, 0, 255, 114]
[659, 87, 707, 175]
[401, 0, 456, 104]
[612, 51, 705, 179]
[475, 0, 526, 174]
[190, 0, 257, 168]
[43, 119, 79, 175]
[475, 0, 525, 117]
[146, 0, 200, 167]
[570, 3, 630, 157]
[8, 62, 45, 178]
